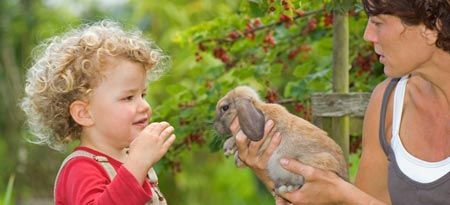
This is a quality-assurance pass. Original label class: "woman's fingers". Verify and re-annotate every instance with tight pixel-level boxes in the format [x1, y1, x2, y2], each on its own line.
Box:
[247, 120, 275, 155]
[230, 116, 240, 135]
[275, 195, 292, 205]
[264, 120, 275, 135]
[247, 137, 265, 156]
[235, 119, 279, 166]
[280, 158, 316, 181]
[260, 132, 281, 162]
[235, 130, 250, 159]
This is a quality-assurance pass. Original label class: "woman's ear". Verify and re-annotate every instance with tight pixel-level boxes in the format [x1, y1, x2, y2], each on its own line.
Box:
[421, 25, 438, 45]
[69, 100, 94, 127]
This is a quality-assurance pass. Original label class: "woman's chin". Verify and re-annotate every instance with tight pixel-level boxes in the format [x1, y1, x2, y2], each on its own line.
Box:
[384, 66, 407, 78]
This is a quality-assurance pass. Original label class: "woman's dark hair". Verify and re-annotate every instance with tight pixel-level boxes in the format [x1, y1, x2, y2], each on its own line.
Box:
[362, 0, 450, 53]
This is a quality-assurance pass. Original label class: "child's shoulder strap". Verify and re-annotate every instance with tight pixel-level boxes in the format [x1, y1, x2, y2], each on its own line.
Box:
[148, 167, 158, 183]
[53, 150, 117, 201]
[54, 150, 166, 205]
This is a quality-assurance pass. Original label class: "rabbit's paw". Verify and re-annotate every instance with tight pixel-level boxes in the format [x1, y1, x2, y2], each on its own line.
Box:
[223, 137, 237, 157]
[274, 182, 302, 194]
[234, 151, 246, 168]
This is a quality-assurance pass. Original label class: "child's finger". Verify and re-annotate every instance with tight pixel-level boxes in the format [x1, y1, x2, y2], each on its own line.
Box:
[163, 134, 176, 149]
[149, 121, 170, 129]
[160, 126, 174, 138]
[144, 122, 171, 136]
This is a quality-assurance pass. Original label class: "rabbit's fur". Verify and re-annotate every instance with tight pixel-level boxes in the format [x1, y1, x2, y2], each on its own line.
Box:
[214, 86, 348, 193]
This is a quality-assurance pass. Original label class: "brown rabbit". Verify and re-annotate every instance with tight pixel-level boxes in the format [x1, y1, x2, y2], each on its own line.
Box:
[214, 86, 348, 194]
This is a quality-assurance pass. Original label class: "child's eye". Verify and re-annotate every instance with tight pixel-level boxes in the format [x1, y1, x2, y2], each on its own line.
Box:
[122, 96, 134, 101]
[141, 93, 147, 98]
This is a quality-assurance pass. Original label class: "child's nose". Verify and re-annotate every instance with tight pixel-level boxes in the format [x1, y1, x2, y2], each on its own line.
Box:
[138, 98, 151, 114]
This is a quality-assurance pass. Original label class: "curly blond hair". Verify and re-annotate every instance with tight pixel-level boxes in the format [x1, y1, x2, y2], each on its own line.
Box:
[21, 20, 169, 151]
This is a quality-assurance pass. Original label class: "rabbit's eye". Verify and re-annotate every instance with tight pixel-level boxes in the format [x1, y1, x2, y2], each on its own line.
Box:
[221, 105, 230, 112]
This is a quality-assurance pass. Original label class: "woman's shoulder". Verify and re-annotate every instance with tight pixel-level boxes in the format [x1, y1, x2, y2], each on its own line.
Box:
[370, 78, 398, 102]
[364, 77, 399, 135]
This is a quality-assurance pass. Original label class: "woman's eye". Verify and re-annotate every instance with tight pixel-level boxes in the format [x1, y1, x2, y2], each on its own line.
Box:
[370, 18, 382, 26]
[221, 105, 229, 112]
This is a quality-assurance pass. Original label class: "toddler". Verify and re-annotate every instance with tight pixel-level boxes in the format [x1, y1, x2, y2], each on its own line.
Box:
[21, 20, 175, 205]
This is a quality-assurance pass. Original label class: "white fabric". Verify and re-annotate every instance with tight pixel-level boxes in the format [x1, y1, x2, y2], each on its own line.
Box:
[391, 76, 450, 183]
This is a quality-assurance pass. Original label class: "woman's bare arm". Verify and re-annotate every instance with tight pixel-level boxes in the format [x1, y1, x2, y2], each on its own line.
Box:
[354, 79, 392, 204]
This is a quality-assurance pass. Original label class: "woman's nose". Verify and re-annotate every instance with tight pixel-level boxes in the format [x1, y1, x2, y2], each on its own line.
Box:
[363, 20, 377, 43]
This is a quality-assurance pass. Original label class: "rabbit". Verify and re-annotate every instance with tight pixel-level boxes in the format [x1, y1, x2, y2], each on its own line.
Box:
[213, 85, 348, 194]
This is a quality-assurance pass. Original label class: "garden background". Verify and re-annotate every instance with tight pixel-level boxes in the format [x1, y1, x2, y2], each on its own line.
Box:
[0, 0, 385, 204]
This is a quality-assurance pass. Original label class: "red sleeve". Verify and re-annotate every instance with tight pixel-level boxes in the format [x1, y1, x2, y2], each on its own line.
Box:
[55, 157, 152, 205]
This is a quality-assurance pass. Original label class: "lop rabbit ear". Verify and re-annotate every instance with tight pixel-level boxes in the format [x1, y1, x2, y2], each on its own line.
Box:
[236, 98, 265, 141]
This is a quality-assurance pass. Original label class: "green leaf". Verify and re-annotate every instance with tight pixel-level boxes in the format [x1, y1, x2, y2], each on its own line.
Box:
[293, 62, 313, 78]
[307, 67, 331, 81]
[330, 0, 358, 13]
[268, 64, 283, 77]
[4, 174, 15, 205]
[284, 80, 308, 101]
[247, 0, 267, 17]
[166, 84, 187, 95]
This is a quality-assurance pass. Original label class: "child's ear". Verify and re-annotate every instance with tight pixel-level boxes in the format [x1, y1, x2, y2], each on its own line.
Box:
[70, 100, 94, 127]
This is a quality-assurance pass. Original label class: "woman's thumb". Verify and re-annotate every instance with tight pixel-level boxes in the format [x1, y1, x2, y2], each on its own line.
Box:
[280, 158, 313, 179]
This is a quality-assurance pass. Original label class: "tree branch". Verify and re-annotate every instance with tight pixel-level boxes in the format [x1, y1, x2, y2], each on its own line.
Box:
[199, 8, 324, 44]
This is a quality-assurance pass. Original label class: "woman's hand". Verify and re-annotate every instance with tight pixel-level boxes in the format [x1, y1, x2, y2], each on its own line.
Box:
[275, 158, 388, 205]
[276, 158, 353, 205]
[230, 117, 282, 190]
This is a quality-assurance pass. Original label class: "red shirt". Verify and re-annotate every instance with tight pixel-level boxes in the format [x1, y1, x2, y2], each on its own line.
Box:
[55, 146, 153, 205]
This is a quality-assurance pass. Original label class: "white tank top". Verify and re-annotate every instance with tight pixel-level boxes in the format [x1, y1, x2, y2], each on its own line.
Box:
[391, 76, 450, 183]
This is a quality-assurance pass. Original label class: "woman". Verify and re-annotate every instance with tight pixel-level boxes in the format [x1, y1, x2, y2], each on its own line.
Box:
[230, 0, 450, 204]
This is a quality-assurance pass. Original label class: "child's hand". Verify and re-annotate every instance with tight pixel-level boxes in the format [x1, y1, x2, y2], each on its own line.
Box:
[124, 122, 176, 184]
[132, 121, 175, 166]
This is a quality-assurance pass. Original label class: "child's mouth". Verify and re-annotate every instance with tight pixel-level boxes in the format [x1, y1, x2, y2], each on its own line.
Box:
[133, 118, 148, 128]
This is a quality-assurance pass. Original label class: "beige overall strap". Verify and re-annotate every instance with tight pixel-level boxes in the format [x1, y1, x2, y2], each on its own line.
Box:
[53, 150, 117, 203]
[54, 150, 165, 205]
[147, 168, 159, 183]
[54, 150, 95, 203]
[147, 168, 167, 205]
[92, 155, 117, 180]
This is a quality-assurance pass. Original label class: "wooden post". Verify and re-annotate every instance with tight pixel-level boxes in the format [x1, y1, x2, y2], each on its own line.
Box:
[332, 10, 350, 159]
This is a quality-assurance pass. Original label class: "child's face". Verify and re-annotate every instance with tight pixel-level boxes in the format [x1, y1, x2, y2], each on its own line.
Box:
[87, 57, 151, 148]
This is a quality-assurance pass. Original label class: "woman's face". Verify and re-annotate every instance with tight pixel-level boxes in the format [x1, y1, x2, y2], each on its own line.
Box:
[363, 15, 436, 77]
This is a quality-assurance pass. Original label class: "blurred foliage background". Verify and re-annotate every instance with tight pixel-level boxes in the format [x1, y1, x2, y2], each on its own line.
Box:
[0, 0, 384, 204]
